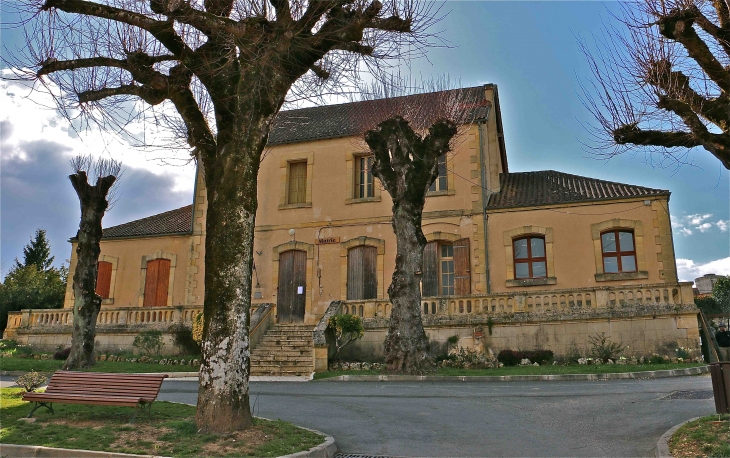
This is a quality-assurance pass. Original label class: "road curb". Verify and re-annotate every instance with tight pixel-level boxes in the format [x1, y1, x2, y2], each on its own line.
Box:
[654, 416, 701, 458]
[1, 429, 337, 458]
[320, 365, 710, 382]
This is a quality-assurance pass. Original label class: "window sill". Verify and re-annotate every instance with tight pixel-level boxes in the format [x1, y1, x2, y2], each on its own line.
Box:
[101, 298, 114, 305]
[506, 277, 557, 287]
[595, 271, 649, 282]
[426, 189, 455, 197]
[346, 196, 382, 205]
[278, 202, 312, 210]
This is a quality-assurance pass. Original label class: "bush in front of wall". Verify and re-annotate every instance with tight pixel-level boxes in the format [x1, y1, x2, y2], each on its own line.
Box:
[170, 323, 201, 355]
[133, 330, 164, 356]
[497, 349, 522, 367]
[520, 350, 554, 365]
[53, 347, 71, 360]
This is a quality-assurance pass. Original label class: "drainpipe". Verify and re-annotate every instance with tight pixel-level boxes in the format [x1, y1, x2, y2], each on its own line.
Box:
[478, 120, 491, 294]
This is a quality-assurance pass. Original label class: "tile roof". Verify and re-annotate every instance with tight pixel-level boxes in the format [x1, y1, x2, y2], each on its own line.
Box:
[487, 171, 669, 209]
[268, 86, 491, 145]
[99, 205, 193, 239]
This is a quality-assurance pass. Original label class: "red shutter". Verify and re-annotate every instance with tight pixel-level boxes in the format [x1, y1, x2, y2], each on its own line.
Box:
[144, 259, 171, 307]
[95, 261, 112, 299]
[454, 238, 471, 296]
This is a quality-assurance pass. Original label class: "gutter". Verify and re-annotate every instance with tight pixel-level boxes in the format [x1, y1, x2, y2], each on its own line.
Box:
[477, 111, 492, 294]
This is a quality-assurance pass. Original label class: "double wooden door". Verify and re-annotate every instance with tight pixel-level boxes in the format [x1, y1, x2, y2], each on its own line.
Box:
[277, 250, 306, 323]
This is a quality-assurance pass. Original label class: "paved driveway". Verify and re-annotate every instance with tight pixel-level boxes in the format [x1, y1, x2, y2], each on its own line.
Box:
[159, 375, 715, 457]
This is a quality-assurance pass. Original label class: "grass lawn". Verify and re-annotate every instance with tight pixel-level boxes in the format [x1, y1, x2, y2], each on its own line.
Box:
[313, 363, 706, 380]
[0, 355, 198, 373]
[669, 414, 730, 458]
[0, 388, 323, 457]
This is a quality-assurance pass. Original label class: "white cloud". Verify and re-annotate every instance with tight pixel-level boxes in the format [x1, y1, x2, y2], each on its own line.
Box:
[676, 257, 730, 282]
[672, 212, 729, 236]
[697, 223, 713, 232]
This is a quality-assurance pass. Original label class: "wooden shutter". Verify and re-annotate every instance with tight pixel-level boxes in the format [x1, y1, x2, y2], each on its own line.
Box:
[288, 161, 307, 204]
[95, 261, 112, 299]
[422, 241, 438, 297]
[347, 246, 377, 300]
[144, 259, 170, 307]
[454, 238, 471, 295]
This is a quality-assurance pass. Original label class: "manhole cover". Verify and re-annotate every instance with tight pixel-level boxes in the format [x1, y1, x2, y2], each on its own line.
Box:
[661, 390, 714, 400]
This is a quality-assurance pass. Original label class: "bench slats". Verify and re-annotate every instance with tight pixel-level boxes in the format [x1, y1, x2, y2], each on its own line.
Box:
[21, 371, 168, 414]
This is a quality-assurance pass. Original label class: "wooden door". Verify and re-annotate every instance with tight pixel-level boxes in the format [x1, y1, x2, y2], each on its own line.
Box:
[277, 250, 306, 323]
[96, 261, 112, 299]
[144, 259, 170, 307]
[347, 246, 377, 300]
[422, 241, 438, 297]
[454, 238, 471, 295]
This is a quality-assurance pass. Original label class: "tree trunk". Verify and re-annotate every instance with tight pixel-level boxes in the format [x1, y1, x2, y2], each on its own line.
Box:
[63, 172, 116, 370]
[384, 200, 433, 373]
[195, 131, 264, 433]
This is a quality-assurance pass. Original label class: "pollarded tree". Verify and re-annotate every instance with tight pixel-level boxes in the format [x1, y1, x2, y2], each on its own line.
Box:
[9, 0, 440, 433]
[64, 156, 121, 370]
[581, 0, 730, 169]
[362, 85, 483, 372]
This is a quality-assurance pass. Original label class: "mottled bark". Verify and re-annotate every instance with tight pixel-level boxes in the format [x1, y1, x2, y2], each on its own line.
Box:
[63, 171, 116, 370]
[365, 116, 457, 373]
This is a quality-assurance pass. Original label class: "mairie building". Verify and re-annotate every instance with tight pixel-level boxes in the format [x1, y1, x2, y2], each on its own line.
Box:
[5, 85, 700, 374]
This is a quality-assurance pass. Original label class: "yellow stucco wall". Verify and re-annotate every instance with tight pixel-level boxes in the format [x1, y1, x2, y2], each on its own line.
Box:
[487, 196, 677, 293]
[64, 235, 192, 309]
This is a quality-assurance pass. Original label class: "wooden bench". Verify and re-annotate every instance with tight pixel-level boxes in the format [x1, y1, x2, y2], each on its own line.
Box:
[22, 371, 168, 420]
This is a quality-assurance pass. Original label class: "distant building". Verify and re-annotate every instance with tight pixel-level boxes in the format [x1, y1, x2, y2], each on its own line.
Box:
[696, 273, 723, 295]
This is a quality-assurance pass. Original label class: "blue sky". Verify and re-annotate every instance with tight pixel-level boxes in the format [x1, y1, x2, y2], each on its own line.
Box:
[1, 1, 728, 282]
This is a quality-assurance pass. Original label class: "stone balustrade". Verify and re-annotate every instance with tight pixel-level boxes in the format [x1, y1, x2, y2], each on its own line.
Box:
[340, 282, 694, 322]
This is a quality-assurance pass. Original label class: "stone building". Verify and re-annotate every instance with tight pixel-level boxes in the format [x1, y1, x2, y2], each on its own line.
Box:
[695, 273, 723, 295]
[6, 85, 700, 374]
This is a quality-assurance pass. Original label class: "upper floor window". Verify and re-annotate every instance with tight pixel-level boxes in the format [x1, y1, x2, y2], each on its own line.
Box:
[355, 156, 374, 199]
[287, 161, 307, 204]
[96, 261, 112, 299]
[601, 230, 636, 273]
[428, 155, 448, 192]
[513, 236, 546, 279]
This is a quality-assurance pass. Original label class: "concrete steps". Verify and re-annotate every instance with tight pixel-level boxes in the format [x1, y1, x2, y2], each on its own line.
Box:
[250, 323, 315, 376]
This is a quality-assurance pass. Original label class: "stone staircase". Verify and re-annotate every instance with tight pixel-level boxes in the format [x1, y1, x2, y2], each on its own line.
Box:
[250, 323, 315, 376]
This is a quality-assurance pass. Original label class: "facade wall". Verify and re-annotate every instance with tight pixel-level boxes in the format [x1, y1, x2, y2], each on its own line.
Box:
[63, 235, 192, 309]
[486, 197, 678, 294]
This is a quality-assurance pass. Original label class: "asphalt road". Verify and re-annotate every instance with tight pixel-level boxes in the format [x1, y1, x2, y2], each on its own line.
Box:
[158, 375, 715, 457]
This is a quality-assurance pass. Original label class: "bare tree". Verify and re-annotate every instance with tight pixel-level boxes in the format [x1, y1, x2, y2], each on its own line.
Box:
[361, 84, 484, 373]
[64, 155, 121, 370]
[8, 0, 441, 433]
[581, 0, 730, 169]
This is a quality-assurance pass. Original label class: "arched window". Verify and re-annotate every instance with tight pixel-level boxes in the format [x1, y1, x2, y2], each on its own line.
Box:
[513, 236, 546, 279]
[347, 246, 377, 300]
[600, 230, 637, 273]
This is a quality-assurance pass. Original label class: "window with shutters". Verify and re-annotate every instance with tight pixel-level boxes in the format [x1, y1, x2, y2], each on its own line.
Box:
[347, 246, 377, 300]
[513, 236, 547, 279]
[422, 238, 471, 297]
[287, 161, 308, 204]
[143, 258, 171, 307]
[428, 155, 448, 193]
[96, 261, 112, 299]
[600, 230, 637, 273]
[355, 156, 374, 199]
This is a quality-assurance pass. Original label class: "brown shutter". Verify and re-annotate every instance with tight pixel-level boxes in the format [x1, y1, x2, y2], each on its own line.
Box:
[95, 261, 112, 299]
[277, 250, 306, 323]
[144, 259, 170, 307]
[454, 238, 471, 295]
[422, 241, 438, 297]
[288, 162, 307, 204]
[348, 246, 377, 300]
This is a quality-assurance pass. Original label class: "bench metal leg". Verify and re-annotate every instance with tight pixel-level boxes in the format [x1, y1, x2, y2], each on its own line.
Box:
[27, 402, 54, 418]
[130, 402, 153, 423]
